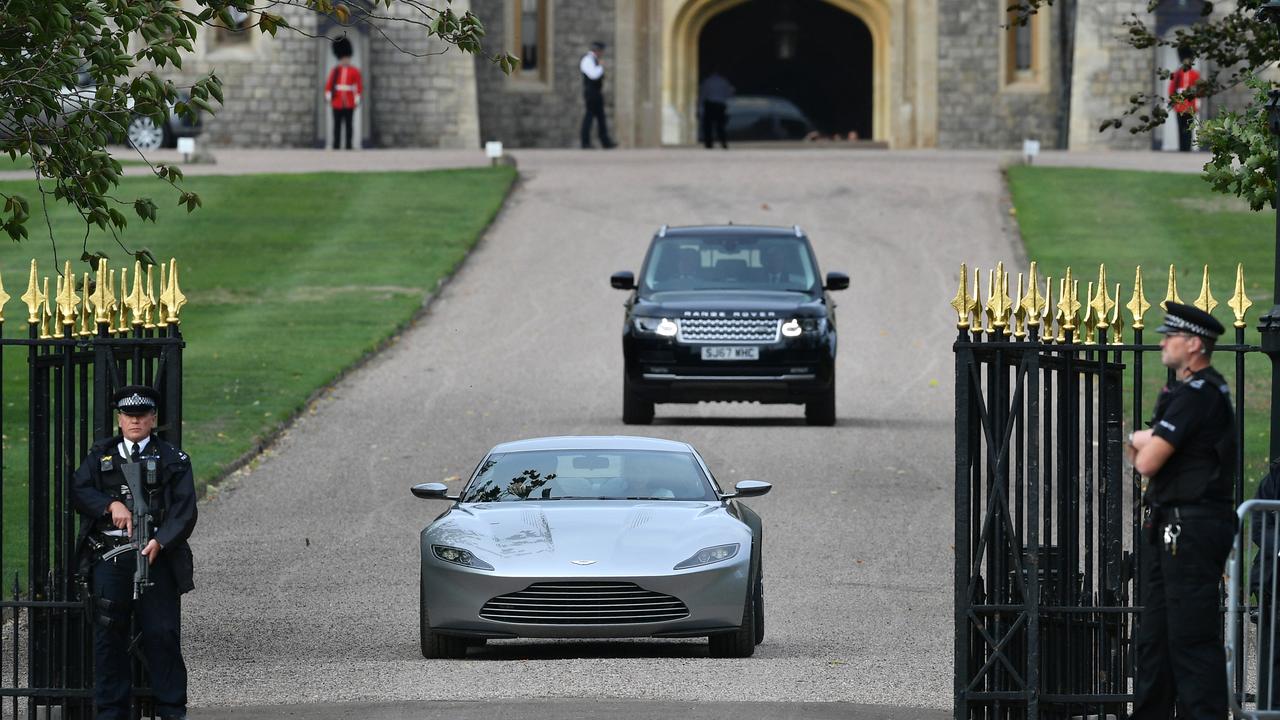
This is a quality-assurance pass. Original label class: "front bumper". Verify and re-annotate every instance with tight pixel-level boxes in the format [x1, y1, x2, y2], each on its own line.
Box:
[421, 553, 751, 639]
[623, 331, 834, 404]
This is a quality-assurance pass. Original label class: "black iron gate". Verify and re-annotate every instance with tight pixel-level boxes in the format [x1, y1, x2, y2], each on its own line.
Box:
[1, 258, 186, 719]
[954, 262, 1254, 720]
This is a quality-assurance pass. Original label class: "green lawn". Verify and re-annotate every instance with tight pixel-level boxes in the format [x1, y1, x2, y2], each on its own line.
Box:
[1, 154, 144, 172]
[0, 165, 516, 583]
[1006, 165, 1274, 495]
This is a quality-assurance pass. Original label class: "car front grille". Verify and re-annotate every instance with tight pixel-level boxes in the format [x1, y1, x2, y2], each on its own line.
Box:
[479, 581, 690, 625]
[677, 318, 780, 344]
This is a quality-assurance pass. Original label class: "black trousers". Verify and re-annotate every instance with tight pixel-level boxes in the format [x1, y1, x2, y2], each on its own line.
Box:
[1177, 113, 1194, 152]
[702, 101, 727, 149]
[1259, 598, 1280, 709]
[581, 92, 612, 148]
[1132, 514, 1234, 720]
[92, 553, 187, 720]
[332, 107, 354, 149]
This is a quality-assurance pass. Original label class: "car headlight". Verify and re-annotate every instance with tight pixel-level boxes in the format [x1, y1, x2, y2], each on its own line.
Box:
[432, 544, 495, 571]
[634, 317, 679, 337]
[673, 543, 740, 570]
[781, 317, 826, 337]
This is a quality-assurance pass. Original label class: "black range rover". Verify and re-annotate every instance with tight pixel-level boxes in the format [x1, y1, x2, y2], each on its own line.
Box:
[611, 224, 848, 425]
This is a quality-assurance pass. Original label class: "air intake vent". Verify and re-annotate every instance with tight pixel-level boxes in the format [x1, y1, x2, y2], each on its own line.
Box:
[479, 581, 689, 625]
[678, 318, 780, 344]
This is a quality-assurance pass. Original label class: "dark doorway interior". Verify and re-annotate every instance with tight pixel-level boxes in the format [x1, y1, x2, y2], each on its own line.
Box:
[698, 0, 873, 140]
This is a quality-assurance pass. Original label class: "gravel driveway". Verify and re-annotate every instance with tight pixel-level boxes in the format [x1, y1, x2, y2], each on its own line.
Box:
[184, 148, 1020, 709]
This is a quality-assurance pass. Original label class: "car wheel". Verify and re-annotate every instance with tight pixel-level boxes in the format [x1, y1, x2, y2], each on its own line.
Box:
[420, 571, 468, 659]
[708, 574, 757, 658]
[622, 375, 654, 425]
[805, 380, 836, 426]
[126, 116, 165, 151]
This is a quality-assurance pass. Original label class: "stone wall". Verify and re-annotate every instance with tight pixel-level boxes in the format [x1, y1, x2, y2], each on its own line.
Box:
[1068, 0, 1151, 150]
[473, 1, 617, 148]
[936, 0, 1062, 149]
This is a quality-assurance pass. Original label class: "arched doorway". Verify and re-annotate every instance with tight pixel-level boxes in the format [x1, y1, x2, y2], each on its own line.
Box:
[697, 0, 873, 140]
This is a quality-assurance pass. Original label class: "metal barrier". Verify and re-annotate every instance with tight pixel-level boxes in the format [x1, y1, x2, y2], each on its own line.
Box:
[1228, 500, 1280, 719]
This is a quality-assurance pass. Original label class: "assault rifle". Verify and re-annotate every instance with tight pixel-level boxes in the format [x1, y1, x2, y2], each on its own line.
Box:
[100, 459, 158, 598]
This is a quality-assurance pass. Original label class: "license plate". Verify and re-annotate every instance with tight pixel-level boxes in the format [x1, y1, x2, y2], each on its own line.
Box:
[701, 346, 759, 361]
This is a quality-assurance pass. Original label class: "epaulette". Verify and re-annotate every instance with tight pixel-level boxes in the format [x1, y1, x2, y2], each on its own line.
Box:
[1188, 379, 1205, 390]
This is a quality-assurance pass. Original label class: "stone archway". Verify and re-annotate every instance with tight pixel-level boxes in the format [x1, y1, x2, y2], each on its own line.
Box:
[664, 0, 899, 146]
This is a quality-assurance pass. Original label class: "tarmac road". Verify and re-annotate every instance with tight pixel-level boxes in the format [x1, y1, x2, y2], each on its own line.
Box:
[183, 148, 1021, 716]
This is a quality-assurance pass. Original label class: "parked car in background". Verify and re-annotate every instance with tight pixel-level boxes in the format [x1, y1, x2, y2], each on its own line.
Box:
[722, 95, 815, 142]
[63, 67, 203, 151]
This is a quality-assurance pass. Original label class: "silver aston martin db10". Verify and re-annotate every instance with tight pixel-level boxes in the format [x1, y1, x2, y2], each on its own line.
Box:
[411, 436, 771, 658]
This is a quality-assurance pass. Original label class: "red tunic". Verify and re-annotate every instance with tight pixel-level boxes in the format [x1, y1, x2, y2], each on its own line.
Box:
[1168, 67, 1200, 116]
[326, 64, 363, 110]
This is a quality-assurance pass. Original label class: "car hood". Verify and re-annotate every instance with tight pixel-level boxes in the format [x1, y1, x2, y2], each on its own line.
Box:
[635, 291, 824, 317]
[425, 501, 750, 572]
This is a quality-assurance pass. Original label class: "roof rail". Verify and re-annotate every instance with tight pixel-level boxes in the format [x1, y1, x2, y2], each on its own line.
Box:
[793, 224, 804, 237]
[658, 224, 668, 237]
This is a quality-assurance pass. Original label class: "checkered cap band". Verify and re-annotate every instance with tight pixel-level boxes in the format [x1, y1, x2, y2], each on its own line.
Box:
[117, 393, 155, 410]
[1160, 313, 1215, 338]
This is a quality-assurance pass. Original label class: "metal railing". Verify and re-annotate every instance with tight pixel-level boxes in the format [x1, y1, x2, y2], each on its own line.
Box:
[1228, 500, 1280, 719]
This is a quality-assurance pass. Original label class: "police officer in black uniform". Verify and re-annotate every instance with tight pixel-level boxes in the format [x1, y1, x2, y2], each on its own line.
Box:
[71, 385, 197, 720]
[1125, 302, 1235, 720]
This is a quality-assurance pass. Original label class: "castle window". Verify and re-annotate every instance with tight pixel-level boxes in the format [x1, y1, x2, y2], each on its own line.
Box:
[211, 7, 253, 49]
[515, 0, 548, 80]
[1002, 4, 1048, 90]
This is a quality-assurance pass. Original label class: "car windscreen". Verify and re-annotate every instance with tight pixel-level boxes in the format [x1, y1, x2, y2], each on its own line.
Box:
[640, 235, 818, 294]
[460, 449, 716, 502]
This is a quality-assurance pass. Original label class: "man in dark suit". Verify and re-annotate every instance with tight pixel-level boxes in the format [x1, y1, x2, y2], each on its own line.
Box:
[580, 41, 616, 149]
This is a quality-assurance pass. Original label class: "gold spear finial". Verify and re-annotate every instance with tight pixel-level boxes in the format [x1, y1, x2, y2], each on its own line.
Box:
[1082, 281, 1098, 345]
[1228, 263, 1252, 329]
[143, 264, 156, 329]
[1091, 264, 1114, 330]
[1041, 275, 1055, 343]
[1194, 264, 1218, 314]
[1021, 262, 1046, 329]
[155, 262, 168, 328]
[1110, 283, 1124, 345]
[89, 258, 109, 324]
[160, 259, 186, 323]
[1057, 268, 1080, 332]
[950, 263, 972, 329]
[1012, 272, 1027, 338]
[1127, 266, 1150, 330]
[39, 277, 51, 339]
[115, 268, 129, 333]
[56, 260, 79, 326]
[987, 262, 1012, 331]
[20, 260, 43, 324]
[78, 273, 92, 337]
[1163, 264, 1182, 310]
[124, 261, 146, 326]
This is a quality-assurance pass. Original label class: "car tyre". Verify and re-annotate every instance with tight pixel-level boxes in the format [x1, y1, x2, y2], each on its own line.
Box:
[126, 116, 167, 151]
[420, 572, 468, 659]
[753, 564, 765, 646]
[622, 376, 654, 425]
[805, 380, 836, 426]
[708, 575, 757, 658]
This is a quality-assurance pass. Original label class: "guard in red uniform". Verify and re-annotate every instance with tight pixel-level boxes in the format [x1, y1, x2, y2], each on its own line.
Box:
[325, 37, 363, 150]
[1168, 47, 1200, 152]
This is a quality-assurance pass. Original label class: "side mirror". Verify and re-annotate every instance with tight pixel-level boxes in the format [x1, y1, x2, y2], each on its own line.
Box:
[611, 271, 635, 290]
[722, 480, 772, 499]
[825, 272, 849, 291]
[411, 482, 455, 500]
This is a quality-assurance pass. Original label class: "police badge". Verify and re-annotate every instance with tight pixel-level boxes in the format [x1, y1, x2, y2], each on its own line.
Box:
[100, 455, 114, 472]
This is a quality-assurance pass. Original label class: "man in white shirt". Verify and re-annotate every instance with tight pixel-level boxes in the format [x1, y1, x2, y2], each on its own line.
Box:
[580, 41, 616, 149]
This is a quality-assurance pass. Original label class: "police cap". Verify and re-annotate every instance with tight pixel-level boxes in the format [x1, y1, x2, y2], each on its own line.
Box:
[113, 385, 159, 416]
[1155, 301, 1224, 340]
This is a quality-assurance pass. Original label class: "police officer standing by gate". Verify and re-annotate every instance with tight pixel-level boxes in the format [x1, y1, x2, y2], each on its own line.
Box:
[1125, 302, 1236, 720]
[72, 385, 197, 720]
